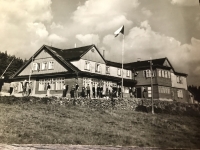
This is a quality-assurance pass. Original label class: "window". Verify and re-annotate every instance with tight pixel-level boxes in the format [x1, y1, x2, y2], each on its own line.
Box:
[143, 70, 155, 78]
[32, 63, 40, 71]
[167, 71, 171, 78]
[126, 70, 130, 77]
[161, 70, 165, 77]
[48, 61, 54, 70]
[117, 69, 121, 76]
[84, 61, 90, 71]
[158, 70, 161, 77]
[176, 76, 183, 84]
[95, 63, 101, 73]
[38, 79, 45, 91]
[41, 62, 48, 70]
[148, 87, 152, 97]
[164, 71, 168, 78]
[106, 66, 110, 74]
[55, 78, 64, 90]
[177, 90, 183, 98]
[158, 86, 170, 94]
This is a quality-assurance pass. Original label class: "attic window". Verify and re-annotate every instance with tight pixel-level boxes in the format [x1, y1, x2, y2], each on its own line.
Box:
[91, 48, 95, 52]
[84, 61, 90, 71]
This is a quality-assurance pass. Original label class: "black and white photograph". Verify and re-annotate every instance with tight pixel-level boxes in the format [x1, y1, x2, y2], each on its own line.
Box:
[0, 0, 200, 149]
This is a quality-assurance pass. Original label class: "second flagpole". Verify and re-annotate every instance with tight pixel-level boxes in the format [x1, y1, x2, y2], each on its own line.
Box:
[121, 34, 124, 98]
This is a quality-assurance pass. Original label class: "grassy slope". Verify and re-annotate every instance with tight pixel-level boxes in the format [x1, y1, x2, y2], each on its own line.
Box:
[0, 102, 200, 148]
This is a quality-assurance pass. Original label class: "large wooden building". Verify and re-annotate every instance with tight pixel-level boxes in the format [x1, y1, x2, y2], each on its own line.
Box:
[11, 44, 135, 97]
[11, 44, 190, 102]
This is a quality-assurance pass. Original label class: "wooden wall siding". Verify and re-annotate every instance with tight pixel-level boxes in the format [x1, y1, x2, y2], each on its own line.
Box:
[18, 50, 68, 76]
[156, 77, 171, 86]
[134, 70, 157, 86]
[137, 85, 159, 99]
[82, 47, 105, 64]
[163, 59, 170, 67]
[171, 73, 187, 90]
[171, 88, 190, 103]
[71, 59, 132, 79]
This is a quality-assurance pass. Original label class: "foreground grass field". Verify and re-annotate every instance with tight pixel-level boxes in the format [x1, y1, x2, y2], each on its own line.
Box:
[0, 98, 199, 148]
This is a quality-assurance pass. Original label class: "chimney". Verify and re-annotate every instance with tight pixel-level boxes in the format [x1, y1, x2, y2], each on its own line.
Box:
[102, 50, 105, 58]
[137, 58, 141, 62]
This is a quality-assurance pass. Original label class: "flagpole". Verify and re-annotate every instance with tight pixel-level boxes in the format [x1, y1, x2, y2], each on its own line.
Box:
[121, 34, 124, 98]
[28, 57, 34, 83]
[150, 57, 154, 114]
[0, 58, 14, 78]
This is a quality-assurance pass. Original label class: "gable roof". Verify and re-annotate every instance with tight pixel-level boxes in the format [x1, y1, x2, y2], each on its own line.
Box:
[47, 44, 106, 62]
[124, 57, 175, 71]
[11, 45, 80, 78]
[124, 57, 187, 76]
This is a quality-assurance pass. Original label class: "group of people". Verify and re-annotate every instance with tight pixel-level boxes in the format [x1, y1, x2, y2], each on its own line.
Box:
[8, 80, 33, 96]
[66, 83, 123, 99]
[20, 80, 33, 96]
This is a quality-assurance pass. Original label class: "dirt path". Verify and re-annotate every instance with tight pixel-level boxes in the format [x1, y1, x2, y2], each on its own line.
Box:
[0, 144, 163, 150]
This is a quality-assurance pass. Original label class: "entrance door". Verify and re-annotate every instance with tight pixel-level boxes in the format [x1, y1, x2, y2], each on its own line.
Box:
[136, 87, 142, 98]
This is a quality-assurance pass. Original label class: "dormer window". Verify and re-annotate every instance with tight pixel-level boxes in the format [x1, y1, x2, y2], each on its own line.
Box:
[176, 76, 182, 84]
[48, 61, 54, 70]
[126, 70, 130, 77]
[117, 69, 121, 76]
[106, 66, 110, 74]
[32, 63, 40, 71]
[41, 62, 48, 70]
[95, 63, 101, 73]
[84, 61, 90, 71]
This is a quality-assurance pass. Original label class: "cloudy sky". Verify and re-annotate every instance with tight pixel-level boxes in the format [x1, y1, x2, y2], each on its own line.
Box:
[0, 0, 200, 85]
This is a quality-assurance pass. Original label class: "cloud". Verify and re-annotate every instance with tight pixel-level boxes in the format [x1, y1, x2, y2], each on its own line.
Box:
[27, 22, 49, 39]
[48, 34, 67, 43]
[0, 0, 53, 58]
[50, 22, 64, 29]
[170, 0, 199, 6]
[102, 20, 200, 85]
[72, 0, 139, 32]
[141, 7, 152, 17]
[76, 34, 100, 45]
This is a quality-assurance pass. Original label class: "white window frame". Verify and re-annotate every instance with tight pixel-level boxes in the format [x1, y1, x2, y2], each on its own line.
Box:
[48, 61, 54, 70]
[41, 62, 48, 70]
[177, 89, 183, 98]
[148, 87, 152, 97]
[95, 63, 101, 73]
[106, 66, 110, 74]
[32, 63, 40, 71]
[158, 70, 161, 77]
[117, 69, 121, 76]
[84, 61, 90, 71]
[126, 70, 130, 77]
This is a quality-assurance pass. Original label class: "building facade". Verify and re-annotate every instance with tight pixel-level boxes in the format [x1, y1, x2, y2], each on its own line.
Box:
[11, 44, 189, 102]
[124, 58, 189, 102]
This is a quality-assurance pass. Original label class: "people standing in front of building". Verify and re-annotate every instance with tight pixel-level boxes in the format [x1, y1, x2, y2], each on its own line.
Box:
[97, 85, 100, 98]
[81, 86, 85, 98]
[105, 86, 109, 98]
[65, 84, 68, 97]
[70, 85, 75, 98]
[118, 85, 122, 98]
[46, 83, 51, 97]
[129, 87, 133, 98]
[86, 84, 90, 98]
[21, 80, 27, 96]
[9, 82, 14, 95]
[92, 84, 95, 98]
[27, 82, 33, 96]
[62, 83, 66, 97]
[75, 83, 79, 98]
[100, 85, 103, 98]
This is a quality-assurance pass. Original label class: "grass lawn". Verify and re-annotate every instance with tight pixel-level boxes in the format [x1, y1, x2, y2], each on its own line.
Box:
[0, 101, 199, 148]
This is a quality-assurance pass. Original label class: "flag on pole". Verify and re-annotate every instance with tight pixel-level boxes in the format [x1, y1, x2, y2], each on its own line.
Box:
[114, 25, 124, 37]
